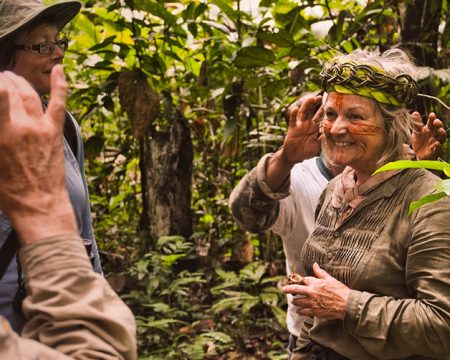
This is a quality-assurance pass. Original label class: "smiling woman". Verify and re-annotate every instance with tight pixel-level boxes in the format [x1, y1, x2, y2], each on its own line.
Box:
[322, 93, 386, 183]
[11, 22, 66, 96]
[280, 49, 450, 360]
[0, 0, 103, 333]
[229, 47, 450, 360]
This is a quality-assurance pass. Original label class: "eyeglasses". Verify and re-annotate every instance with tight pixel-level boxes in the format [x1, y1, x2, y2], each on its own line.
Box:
[14, 38, 69, 55]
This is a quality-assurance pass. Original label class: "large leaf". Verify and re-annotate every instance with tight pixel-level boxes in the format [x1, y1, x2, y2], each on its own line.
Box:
[374, 160, 450, 174]
[233, 46, 275, 68]
[409, 192, 447, 215]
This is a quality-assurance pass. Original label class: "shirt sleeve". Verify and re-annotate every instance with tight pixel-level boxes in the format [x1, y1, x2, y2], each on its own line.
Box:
[229, 153, 291, 233]
[17, 235, 136, 360]
[343, 196, 450, 359]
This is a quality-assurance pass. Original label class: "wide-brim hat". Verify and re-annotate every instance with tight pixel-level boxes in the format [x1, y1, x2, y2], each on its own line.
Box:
[0, 0, 82, 41]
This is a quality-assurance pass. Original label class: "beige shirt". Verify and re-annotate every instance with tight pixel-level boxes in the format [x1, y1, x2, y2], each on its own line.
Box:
[0, 235, 136, 359]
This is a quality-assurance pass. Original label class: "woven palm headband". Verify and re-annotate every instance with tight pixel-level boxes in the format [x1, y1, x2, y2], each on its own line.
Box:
[320, 60, 418, 107]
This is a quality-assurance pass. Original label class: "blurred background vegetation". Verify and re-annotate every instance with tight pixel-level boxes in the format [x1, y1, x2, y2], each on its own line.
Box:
[61, 0, 450, 358]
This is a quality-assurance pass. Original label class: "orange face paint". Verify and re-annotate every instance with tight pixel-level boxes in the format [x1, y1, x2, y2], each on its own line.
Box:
[334, 93, 343, 109]
[322, 119, 332, 135]
[322, 118, 379, 136]
[347, 123, 379, 136]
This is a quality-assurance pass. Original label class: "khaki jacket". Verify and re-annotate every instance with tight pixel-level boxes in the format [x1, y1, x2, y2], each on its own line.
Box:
[0, 235, 136, 359]
[294, 168, 450, 360]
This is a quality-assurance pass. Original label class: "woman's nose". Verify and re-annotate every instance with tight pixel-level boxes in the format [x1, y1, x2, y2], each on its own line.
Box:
[330, 116, 348, 136]
[51, 44, 65, 59]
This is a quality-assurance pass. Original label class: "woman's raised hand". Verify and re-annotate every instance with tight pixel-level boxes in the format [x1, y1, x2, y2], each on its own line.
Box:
[280, 94, 323, 165]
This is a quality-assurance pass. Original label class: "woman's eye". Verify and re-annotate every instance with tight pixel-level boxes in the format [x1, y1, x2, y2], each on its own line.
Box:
[325, 111, 336, 119]
[349, 114, 362, 121]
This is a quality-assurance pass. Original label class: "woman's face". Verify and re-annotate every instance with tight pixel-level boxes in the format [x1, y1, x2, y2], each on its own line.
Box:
[12, 23, 64, 96]
[322, 92, 386, 174]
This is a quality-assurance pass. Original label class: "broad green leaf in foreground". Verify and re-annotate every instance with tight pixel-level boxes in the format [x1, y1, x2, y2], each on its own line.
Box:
[374, 160, 450, 174]
[374, 160, 450, 214]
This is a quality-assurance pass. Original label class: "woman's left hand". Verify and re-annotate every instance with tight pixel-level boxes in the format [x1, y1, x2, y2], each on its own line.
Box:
[282, 262, 351, 320]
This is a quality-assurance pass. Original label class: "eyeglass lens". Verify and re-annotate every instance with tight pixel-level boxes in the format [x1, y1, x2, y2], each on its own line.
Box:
[39, 39, 68, 54]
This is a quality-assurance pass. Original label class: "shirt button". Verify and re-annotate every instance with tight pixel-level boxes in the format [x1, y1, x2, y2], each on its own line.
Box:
[327, 252, 333, 259]
[333, 231, 340, 238]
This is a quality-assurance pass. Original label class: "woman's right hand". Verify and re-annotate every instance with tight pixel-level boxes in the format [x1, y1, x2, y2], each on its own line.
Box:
[281, 94, 323, 164]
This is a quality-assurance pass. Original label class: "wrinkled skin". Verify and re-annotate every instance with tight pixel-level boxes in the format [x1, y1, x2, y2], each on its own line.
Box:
[12, 23, 64, 96]
[0, 66, 76, 243]
[411, 111, 447, 160]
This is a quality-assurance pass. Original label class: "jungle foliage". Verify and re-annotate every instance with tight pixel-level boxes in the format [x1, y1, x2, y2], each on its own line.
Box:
[62, 0, 450, 358]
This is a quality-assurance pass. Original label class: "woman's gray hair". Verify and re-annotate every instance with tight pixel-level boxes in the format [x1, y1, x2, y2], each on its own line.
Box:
[325, 48, 417, 167]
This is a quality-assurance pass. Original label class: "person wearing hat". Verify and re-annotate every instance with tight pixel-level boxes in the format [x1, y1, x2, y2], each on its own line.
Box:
[0, 0, 102, 333]
[0, 66, 136, 359]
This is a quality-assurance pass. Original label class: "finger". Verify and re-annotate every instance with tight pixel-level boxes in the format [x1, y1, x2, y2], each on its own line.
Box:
[0, 73, 11, 129]
[298, 96, 322, 123]
[431, 119, 447, 143]
[3, 71, 42, 119]
[46, 65, 68, 130]
[292, 296, 310, 308]
[426, 112, 436, 129]
[411, 111, 423, 132]
[312, 262, 329, 279]
[287, 97, 303, 119]
[289, 107, 299, 128]
[437, 128, 447, 143]
[312, 105, 324, 124]
[296, 307, 313, 317]
[281, 284, 309, 296]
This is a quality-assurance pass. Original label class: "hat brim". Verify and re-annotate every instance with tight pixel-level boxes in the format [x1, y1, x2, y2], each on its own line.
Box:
[1, 1, 81, 40]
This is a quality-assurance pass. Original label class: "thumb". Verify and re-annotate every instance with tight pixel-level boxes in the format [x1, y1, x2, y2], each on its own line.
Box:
[46, 65, 68, 130]
[312, 262, 329, 279]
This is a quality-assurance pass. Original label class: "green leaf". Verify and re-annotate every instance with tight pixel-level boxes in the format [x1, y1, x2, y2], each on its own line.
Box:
[143, 2, 178, 26]
[89, 35, 117, 51]
[374, 160, 450, 174]
[409, 192, 447, 214]
[210, 0, 239, 23]
[233, 46, 275, 68]
[257, 29, 294, 47]
[194, 3, 208, 18]
[240, 263, 267, 282]
[270, 304, 287, 328]
[199, 331, 232, 343]
[335, 10, 348, 42]
[435, 179, 450, 195]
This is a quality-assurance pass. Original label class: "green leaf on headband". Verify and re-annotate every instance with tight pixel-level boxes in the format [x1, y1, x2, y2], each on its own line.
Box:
[369, 90, 399, 105]
[333, 84, 353, 94]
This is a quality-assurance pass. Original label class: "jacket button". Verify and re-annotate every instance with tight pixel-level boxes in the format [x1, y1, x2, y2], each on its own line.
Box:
[333, 231, 340, 238]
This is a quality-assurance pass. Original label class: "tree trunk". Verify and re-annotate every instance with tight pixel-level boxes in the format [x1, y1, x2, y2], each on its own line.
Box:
[139, 101, 193, 244]
[397, 0, 442, 67]
[118, 70, 193, 248]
